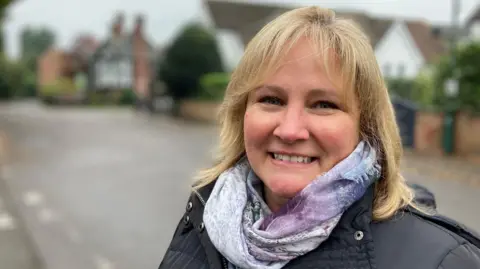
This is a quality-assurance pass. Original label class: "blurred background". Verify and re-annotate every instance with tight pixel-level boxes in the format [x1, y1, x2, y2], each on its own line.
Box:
[0, 0, 479, 268]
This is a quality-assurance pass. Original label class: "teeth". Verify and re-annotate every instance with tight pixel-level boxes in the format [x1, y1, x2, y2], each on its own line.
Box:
[273, 154, 313, 163]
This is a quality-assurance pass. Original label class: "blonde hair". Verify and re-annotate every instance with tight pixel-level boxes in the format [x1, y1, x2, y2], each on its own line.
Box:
[193, 6, 415, 221]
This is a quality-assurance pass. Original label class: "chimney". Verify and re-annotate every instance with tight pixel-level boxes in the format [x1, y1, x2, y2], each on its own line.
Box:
[134, 14, 144, 35]
[111, 12, 125, 37]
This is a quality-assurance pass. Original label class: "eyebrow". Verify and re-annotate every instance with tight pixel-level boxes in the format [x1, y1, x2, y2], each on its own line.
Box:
[257, 84, 338, 98]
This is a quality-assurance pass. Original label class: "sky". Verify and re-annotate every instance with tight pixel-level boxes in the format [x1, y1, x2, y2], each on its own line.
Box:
[3, 0, 479, 64]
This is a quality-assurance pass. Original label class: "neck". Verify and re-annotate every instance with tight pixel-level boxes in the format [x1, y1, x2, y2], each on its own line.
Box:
[264, 187, 289, 213]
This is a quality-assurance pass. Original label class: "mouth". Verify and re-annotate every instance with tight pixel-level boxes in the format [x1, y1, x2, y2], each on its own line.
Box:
[268, 152, 318, 164]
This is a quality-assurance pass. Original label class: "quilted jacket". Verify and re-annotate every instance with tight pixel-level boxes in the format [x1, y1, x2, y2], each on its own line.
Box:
[159, 182, 480, 269]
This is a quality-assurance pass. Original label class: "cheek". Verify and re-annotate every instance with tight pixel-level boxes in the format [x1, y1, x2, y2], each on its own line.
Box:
[313, 116, 359, 151]
[244, 109, 274, 148]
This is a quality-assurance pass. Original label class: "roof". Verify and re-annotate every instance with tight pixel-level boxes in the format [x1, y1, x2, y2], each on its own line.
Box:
[92, 35, 133, 61]
[204, 0, 392, 47]
[465, 5, 480, 27]
[205, 0, 446, 63]
[405, 20, 447, 63]
[336, 12, 392, 47]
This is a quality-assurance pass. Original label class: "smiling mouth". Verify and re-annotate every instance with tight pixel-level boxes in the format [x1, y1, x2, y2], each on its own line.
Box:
[269, 152, 317, 164]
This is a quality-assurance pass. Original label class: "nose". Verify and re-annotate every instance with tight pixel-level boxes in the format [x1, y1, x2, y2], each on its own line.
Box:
[273, 105, 309, 143]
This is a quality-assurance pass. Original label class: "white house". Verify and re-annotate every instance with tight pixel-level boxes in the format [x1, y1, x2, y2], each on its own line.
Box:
[375, 20, 446, 79]
[204, 0, 447, 79]
[465, 6, 480, 41]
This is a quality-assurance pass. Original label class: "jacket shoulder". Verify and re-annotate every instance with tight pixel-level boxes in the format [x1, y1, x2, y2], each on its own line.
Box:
[372, 210, 480, 269]
[158, 193, 209, 269]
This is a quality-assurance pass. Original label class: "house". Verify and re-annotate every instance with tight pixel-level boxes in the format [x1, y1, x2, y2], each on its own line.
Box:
[37, 48, 75, 88]
[37, 34, 99, 98]
[375, 20, 446, 79]
[88, 12, 157, 100]
[203, 0, 447, 79]
[464, 5, 480, 40]
[70, 34, 99, 74]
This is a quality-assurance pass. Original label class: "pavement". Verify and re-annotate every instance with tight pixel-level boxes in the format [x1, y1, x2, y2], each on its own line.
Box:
[0, 132, 44, 269]
[0, 100, 478, 269]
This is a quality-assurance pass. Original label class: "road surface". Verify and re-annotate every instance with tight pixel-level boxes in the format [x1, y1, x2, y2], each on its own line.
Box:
[0, 101, 478, 269]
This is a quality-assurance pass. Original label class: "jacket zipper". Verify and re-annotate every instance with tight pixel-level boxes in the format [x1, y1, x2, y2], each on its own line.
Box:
[222, 257, 229, 269]
[193, 187, 228, 269]
[193, 189, 206, 206]
[194, 189, 229, 268]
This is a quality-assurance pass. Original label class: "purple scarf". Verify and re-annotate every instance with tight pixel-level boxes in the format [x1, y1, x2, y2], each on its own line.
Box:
[203, 141, 381, 269]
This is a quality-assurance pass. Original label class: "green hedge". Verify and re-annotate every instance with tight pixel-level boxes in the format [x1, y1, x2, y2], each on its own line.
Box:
[39, 77, 78, 98]
[195, 72, 230, 101]
[87, 88, 136, 106]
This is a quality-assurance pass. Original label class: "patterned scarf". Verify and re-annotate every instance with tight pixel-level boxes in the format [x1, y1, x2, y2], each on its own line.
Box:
[203, 141, 381, 269]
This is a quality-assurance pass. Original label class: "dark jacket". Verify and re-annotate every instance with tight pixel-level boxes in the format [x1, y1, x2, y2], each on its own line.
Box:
[159, 181, 480, 269]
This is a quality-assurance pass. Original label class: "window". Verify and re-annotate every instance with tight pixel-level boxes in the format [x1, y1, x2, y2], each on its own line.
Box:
[118, 60, 132, 87]
[95, 61, 117, 88]
[383, 63, 391, 77]
[471, 22, 480, 39]
[398, 63, 405, 77]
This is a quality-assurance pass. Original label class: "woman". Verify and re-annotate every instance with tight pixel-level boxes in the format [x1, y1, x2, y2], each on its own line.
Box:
[159, 6, 480, 269]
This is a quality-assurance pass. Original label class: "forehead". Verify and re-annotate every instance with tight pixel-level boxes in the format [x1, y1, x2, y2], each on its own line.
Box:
[262, 38, 344, 94]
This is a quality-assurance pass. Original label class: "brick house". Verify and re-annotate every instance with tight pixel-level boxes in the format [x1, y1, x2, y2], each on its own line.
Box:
[37, 49, 74, 88]
[88, 12, 157, 100]
[37, 35, 99, 99]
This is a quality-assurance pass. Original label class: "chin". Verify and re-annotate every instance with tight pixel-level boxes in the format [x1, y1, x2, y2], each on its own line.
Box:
[263, 174, 313, 199]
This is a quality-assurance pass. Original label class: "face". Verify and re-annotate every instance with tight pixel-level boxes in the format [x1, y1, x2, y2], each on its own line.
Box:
[244, 37, 360, 209]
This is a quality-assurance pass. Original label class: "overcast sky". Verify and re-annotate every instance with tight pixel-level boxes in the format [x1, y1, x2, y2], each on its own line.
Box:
[3, 0, 479, 61]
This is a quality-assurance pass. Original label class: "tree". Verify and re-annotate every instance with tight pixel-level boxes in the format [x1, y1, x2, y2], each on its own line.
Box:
[433, 42, 480, 113]
[20, 26, 56, 72]
[159, 22, 224, 104]
[386, 78, 415, 100]
[412, 69, 436, 109]
[0, 55, 25, 99]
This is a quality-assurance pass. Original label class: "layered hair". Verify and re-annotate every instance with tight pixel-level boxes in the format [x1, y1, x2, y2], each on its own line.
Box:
[193, 6, 414, 220]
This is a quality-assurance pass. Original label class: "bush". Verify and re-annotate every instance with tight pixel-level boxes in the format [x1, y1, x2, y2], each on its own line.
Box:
[39, 77, 77, 98]
[159, 22, 224, 102]
[386, 78, 415, 100]
[433, 42, 480, 112]
[0, 55, 25, 100]
[86, 89, 136, 106]
[196, 72, 230, 101]
[412, 69, 436, 109]
[119, 88, 136, 105]
[16, 71, 37, 98]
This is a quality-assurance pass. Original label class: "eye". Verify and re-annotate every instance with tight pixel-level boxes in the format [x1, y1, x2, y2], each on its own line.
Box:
[312, 101, 338, 110]
[258, 96, 284, 106]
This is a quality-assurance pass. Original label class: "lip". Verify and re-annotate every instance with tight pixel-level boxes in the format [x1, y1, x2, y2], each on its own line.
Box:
[268, 153, 318, 168]
[268, 150, 316, 158]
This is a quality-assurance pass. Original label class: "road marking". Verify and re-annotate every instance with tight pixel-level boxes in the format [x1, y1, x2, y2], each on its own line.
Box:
[94, 255, 115, 269]
[0, 212, 15, 230]
[37, 208, 58, 223]
[23, 191, 44, 207]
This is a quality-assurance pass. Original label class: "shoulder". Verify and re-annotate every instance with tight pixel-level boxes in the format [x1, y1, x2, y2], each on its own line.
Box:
[159, 185, 223, 269]
[371, 209, 480, 269]
[158, 193, 209, 269]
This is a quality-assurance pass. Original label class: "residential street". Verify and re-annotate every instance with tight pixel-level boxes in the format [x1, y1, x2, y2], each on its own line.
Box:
[0, 100, 479, 269]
